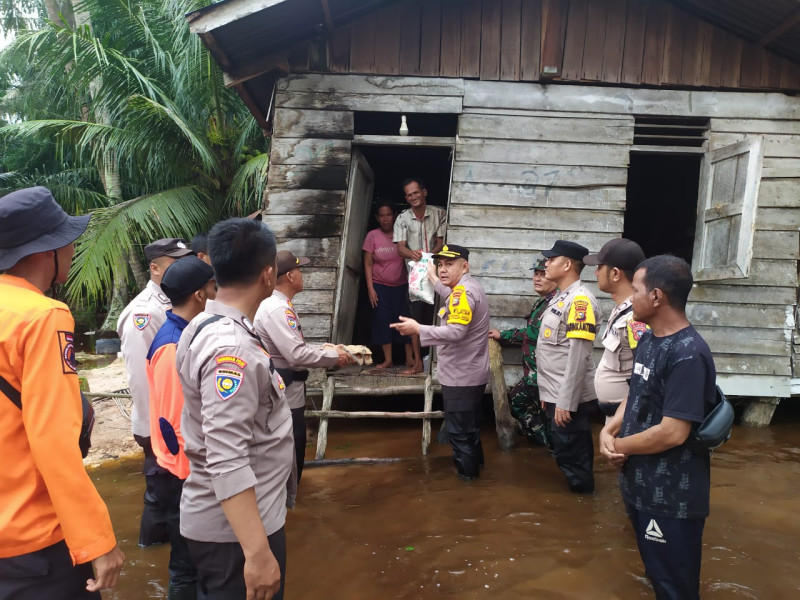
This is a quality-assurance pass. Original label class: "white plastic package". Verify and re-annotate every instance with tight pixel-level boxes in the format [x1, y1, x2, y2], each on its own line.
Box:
[408, 252, 435, 305]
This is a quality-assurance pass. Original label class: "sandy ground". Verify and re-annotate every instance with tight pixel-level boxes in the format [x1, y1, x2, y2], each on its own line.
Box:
[77, 347, 400, 468]
[79, 356, 140, 467]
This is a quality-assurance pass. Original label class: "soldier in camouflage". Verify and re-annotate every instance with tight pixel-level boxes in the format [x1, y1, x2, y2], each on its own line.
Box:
[489, 258, 558, 448]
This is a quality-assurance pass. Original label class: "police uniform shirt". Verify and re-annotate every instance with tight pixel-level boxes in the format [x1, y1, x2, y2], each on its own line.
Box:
[175, 299, 295, 543]
[253, 290, 339, 410]
[595, 297, 648, 405]
[536, 279, 601, 412]
[117, 280, 171, 437]
[418, 274, 490, 387]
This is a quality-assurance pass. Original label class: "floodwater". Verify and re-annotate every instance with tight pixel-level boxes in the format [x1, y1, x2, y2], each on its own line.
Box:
[94, 407, 800, 599]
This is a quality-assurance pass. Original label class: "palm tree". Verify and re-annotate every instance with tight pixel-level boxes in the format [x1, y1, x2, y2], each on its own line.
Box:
[0, 0, 268, 327]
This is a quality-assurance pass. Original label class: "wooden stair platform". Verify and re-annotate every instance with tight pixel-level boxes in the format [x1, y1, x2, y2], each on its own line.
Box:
[306, 372, 443, 459]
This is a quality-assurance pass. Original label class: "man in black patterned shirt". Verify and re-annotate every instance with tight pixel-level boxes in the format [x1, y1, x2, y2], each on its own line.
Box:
[600, 255, 717, 600]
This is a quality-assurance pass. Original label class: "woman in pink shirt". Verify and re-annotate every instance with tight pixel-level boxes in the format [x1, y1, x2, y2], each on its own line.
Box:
[363, 203, 414, 369]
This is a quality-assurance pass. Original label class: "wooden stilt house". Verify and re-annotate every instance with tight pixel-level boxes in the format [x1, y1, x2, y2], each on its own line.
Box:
[188, 0, 800, 426]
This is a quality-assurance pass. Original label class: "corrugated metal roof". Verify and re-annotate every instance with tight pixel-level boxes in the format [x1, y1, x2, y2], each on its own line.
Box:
[670, 0, 800, 63]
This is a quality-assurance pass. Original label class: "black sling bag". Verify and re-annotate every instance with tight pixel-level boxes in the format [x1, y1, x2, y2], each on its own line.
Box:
[0, 373, 95, 458]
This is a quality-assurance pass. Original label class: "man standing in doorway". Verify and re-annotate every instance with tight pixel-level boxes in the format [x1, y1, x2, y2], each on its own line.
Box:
[600, 255, 717, 600]
[118, 238, 193, 547]
[176, 219, 295, 600]
[536, 240, 601, 494]
[393, 177, 447, 374]
[488, 257, 558, 447]
[584, 238, 647, 420]
[254, 250, 352, 483]
[391, 244, 490, 480]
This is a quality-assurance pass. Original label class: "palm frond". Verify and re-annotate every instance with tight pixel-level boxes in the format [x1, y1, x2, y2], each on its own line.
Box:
[224, 153, 269, 217]
[0, 167, 109, 213]
[66, 185, 212, 304]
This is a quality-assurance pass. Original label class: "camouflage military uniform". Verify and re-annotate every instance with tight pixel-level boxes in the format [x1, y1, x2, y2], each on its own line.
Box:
[498, 290, 557, 447]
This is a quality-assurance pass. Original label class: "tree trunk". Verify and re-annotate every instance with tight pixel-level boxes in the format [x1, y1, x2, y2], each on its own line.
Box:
[44, 0, 76, 28]
[100, 258, 129, 333]
[126, 244, 148, 290]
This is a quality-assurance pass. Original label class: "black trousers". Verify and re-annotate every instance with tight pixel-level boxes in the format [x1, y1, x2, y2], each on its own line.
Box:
[187, 527, 286, 600]
[150, 472, 197, 591]
[134, 434, 171, 547]
[441, 384, 486, 479]
[290, 406, 306, 483]
[545, 402, 595, 493]
[0, 540, 100, 600]
[627, 505, 705, 600]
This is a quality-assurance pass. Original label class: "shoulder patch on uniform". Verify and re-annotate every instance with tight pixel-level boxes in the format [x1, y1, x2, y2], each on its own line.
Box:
[566, 295, 597, 340]
[285, 310, 298, 330]
[216, 355, 248, 369]
[133, 313, 150, 330]
[58, 331, 78, 374]
[157, 293, 170, 304]
[628, 320, 648, 349]
[447, 285, 473, 325]
[216, 368, 243, 400]
[275, 371, 286, 390]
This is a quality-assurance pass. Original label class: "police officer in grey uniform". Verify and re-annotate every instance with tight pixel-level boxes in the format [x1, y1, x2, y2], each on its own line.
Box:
[537, 240, 602, 493]
[176, 218, 294, 600]
[584, 238, 647, 420]
[392, 244, 490, 480]
[117, 237, 193, 546]
[254, 250, 351, 482]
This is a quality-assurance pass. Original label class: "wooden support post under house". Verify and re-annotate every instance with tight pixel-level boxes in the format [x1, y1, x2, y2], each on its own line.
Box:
[315, 376, 336, 460]
[422, 375, 434, 455]
[489, 339, 516, 451]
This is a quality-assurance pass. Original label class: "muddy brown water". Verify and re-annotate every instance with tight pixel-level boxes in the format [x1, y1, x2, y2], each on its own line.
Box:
[94, 413, 800, 599]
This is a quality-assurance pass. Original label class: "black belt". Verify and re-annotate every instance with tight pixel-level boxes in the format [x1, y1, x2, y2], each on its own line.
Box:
[275, 368, 309, 385]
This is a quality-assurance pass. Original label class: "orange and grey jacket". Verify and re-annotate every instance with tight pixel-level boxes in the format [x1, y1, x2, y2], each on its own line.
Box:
[146, 310, 191, 479]
[0, 274, 116, 563]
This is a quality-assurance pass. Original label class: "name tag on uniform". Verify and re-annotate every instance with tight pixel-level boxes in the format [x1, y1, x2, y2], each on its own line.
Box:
[550, 308, 562, 317]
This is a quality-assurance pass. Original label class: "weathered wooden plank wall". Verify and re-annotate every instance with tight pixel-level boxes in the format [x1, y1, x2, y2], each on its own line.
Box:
[315, 0, 800, 93]
[264, 75, 464, 342]
[264, 73, 798, 395]
[453, 80, 799, 396]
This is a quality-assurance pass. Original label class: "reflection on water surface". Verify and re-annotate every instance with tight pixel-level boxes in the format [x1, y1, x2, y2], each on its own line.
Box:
[95, 414, 800, 599]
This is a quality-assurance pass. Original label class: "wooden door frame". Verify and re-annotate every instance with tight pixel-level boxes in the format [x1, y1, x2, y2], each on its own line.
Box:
[330, 138, 456, 344]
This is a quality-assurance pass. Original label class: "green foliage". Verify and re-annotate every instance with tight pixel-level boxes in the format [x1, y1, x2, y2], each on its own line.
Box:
[67, 186, 210, 303]
[0, 0, 269, 308]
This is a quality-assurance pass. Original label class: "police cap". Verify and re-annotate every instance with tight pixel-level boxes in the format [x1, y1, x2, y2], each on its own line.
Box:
[276, 250, 310, 277]
[144, 238, 194, 262]
[541, 240, 589, 262]
[433, 244, 470, 261]
[583, 238, 645, 272]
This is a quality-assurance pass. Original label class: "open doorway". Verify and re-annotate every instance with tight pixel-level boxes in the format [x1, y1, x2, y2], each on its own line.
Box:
[623, 152, 702, 262]
[334, 143, 453, 366]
